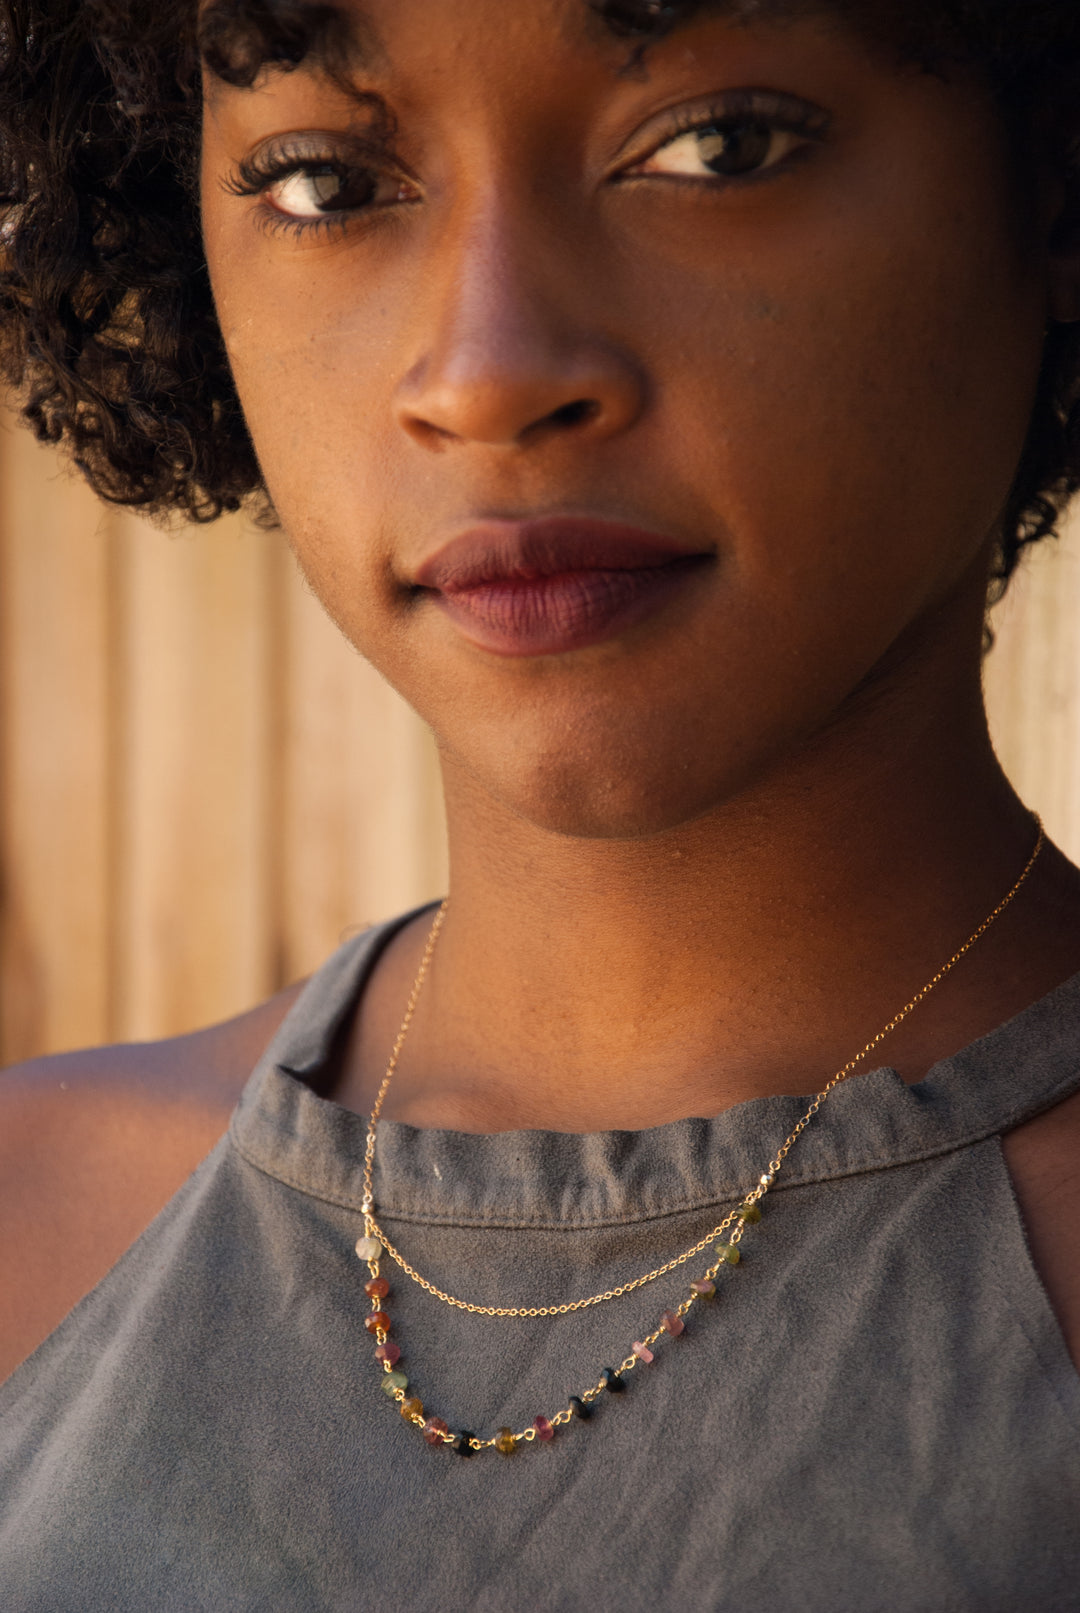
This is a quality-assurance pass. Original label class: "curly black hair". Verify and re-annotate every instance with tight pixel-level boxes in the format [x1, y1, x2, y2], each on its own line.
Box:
[1, 0, 1079, 582]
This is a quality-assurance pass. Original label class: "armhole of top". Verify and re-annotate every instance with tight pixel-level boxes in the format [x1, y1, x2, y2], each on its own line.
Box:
[987, 1134, 1080, 1430]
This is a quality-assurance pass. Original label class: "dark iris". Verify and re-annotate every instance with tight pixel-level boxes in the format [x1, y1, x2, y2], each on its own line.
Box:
[696, 123, 773, 177]
[305, 165, 379, 212]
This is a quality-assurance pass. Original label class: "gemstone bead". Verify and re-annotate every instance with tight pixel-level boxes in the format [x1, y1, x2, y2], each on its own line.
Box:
[739, 1203, 762, 1224]
[691, 1279, 716, 1297]
[715, 1243, 741, 1265]
[365, 1310, 391, 1334]
[355, 1235, 384, 1262]
[452, 1430, 476, 1456]
[661, 1310, 685, 1337]
[495, 1428, 517, 1455]
[365, 1277, 390, 1298]
[602, 1367, 625, 1393]
[381, 1370, 408, 1397]
[632, 1341, 655, 1364]
[533, 1416, 555, 1442]
[375, 1342, 401, 1367]
[400, 1395, 424, 1422]
[569, 1396, 592, 1421]
[423, 1417, 450, 1447]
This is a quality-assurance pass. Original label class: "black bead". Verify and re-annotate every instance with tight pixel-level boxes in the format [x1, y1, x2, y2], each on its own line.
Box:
[452, 1430, 475, 1456]
[602, 1368, 625, 1393]
[568, 1395, 592, 1420]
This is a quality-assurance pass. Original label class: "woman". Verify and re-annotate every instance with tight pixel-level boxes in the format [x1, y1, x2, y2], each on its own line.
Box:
[1, 0, 1079, 1605]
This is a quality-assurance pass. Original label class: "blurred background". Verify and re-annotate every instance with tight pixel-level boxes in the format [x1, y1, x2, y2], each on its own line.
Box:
[2, 406, 1079, 1065]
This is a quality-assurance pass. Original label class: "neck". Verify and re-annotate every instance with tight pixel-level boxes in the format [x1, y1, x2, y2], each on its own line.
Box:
[338, 591, 1080, 1133]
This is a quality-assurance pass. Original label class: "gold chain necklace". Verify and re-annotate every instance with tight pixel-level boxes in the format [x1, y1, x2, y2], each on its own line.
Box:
[355, 821, 1045, 1455]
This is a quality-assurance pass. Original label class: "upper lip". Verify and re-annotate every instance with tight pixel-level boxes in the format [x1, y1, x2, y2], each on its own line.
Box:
[413, 516, 711, 594]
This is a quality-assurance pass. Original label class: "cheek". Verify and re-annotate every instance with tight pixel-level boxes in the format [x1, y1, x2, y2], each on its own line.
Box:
[208, 256, 404, 642]
[651, 203, 1040, 649]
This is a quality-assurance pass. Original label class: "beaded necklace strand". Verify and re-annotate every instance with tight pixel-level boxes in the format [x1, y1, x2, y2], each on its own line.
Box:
[355, 821, 1044, 1456]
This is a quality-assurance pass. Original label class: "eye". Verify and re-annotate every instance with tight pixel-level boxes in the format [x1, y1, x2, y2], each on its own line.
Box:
[265, 163, 413, 221]
[619, 92, 829, 188]
[640, 121, 810, 180]
[224, 135, 421, 235]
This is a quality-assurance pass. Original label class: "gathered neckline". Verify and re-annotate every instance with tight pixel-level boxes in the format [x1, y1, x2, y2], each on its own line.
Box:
[229, 910, 1080, 1229]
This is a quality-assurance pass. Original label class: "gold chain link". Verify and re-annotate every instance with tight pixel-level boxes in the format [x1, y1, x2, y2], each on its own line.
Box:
[364, 1208, 742, 1316]
[362, 820, 1045, 1320]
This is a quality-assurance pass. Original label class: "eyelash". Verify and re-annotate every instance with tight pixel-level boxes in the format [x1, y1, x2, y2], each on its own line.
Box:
[627, 90, 829, 182]
[224, 140, 405, 240]
[224, 90, 828, 240]
[661, 90, 826, 148]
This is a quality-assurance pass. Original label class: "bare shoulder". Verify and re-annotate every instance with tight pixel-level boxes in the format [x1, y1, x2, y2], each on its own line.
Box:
[0, 983, 305, 1384]
[1002, 1084, 1080, 1372]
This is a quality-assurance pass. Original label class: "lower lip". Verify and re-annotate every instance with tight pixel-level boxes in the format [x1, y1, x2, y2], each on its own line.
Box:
[430, 557, 708, 657]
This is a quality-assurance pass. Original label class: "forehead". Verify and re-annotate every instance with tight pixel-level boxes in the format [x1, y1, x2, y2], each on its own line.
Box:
[196, 0, 839, 87]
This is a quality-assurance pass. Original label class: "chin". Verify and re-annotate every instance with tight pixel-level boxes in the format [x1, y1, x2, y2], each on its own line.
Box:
[461, 743, 743, 842]
[431, 680, 792, 842]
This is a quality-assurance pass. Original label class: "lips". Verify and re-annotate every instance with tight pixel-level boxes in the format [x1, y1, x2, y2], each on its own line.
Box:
[413, 517, 712, 657]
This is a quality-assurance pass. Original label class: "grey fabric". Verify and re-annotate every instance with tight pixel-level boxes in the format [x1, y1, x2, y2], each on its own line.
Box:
[2, 910, 1080, 1611]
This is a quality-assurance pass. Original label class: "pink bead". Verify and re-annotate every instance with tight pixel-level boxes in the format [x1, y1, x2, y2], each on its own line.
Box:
[661, 1310, 685, 1337]
[632, 1341, 654, 1364]
[423, 1417, 450, 1447]
[691, 1280, 716, 1297]
[533, 1415, 555, 1442]
[375, 1342, 401, 1366]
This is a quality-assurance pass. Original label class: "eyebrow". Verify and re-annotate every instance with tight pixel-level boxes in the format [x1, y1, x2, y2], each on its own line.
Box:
[197, 0, 814, 90]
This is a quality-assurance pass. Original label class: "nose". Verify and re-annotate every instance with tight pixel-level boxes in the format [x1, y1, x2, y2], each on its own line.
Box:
[393, 207, 646, 450]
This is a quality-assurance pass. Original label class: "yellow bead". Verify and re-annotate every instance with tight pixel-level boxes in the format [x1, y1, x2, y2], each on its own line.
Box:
[495, 1428, 517, 1455]
[400, 1395, 424, 1422]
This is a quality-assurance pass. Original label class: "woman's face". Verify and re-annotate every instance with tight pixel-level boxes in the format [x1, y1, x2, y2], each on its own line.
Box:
[201, 0, 1048, 838]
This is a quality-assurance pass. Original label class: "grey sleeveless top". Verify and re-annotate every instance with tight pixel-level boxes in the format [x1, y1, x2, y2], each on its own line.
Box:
[2, 912, 1080, 1612]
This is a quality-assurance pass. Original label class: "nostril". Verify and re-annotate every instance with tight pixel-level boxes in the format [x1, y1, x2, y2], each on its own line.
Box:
[547, 399, 600, 429]
[517, 397, 602, 445]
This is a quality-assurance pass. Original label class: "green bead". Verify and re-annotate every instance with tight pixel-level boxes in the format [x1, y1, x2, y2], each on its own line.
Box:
[738, 1203, 762, 1224]
[715, 1243, 741, 1265]
[381, 1370, 408, 1396]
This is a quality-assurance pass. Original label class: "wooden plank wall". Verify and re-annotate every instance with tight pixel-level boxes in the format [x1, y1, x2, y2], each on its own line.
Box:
[1, 408, 1077, 1063]
[985, 529, 1080, 854]
[0, 415, 447, 1062]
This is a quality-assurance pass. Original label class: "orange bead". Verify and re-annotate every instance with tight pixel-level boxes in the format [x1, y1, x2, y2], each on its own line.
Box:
[400, 1396, 424, 1422]
[364, 1311, 391, 1335]
[365, 1277, 390, 1299]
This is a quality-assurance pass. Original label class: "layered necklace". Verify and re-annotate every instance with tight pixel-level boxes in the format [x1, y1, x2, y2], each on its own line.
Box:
[355, 822, 1044, 1457]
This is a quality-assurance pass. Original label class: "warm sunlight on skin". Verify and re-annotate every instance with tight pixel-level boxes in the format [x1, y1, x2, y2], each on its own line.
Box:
[5, 0, 1080, 1495]
[202, 2, 1040, 845]
[193, 0, 1080, 1149]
